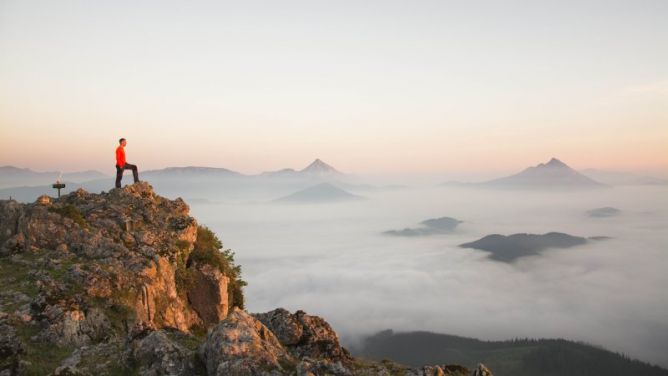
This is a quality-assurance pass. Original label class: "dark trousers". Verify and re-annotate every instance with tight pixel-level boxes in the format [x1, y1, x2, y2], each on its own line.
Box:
[115, 163, 139, 188]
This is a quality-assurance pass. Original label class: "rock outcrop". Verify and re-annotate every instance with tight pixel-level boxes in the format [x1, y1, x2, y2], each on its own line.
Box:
[0, 183, 491, 375]
[253, 308, 353, 363]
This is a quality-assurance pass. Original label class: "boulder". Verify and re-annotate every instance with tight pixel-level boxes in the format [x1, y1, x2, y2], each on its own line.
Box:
[199, 308, 294, 376]
[129, 330, 194, 376]
[253, 308, 352, 363]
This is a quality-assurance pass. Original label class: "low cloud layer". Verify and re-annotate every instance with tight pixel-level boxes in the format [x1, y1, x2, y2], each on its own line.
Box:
[188, 185, 668, 368]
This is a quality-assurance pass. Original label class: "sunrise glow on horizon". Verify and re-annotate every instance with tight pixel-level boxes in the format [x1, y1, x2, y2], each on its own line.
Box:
[1, 1, 666, 176]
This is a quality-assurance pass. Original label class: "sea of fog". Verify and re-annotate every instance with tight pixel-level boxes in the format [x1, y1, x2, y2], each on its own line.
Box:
[187, 185, 668, 367]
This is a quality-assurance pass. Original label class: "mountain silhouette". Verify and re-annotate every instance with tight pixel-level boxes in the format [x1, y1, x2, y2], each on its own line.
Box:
[482, 158, 607, 189]
[300, 158, 342, 175]
[587, 207, 621, 218]
[352, 329, 668, 376]
[0, 166, 108, 189]
[460, 232, 590, 262]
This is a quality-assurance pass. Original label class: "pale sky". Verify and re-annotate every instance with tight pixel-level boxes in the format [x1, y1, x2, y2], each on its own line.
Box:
[1, 0, 667, 175]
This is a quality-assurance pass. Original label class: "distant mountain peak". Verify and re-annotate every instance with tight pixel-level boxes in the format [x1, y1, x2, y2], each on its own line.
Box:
[482, 158, 607, 189]
[300, 159, 341, 175]
[544, 157, 568, 168]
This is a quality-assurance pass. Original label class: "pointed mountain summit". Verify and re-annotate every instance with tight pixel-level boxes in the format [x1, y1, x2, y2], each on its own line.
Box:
[484, 158, 607, 189]
[300, 158, 341, 175]
[544, 157, 569, 168]
[260, 159, 344, 178]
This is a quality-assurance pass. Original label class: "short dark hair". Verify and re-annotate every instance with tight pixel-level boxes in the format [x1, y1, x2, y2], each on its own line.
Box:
[119, 138, 126, 144]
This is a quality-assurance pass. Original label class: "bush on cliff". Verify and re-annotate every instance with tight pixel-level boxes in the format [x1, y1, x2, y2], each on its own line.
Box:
[187, 225, 247, 309]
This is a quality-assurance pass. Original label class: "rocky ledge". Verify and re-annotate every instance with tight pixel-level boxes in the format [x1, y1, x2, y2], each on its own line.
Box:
[0, 182, 492, 375]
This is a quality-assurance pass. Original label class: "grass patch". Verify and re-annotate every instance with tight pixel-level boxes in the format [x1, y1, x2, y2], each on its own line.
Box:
[48, 204, 87, 228]
[0, 255, 41, 301]
[14, 322, 74, 376]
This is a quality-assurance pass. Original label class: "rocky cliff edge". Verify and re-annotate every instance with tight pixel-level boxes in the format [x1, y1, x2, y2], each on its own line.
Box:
[0, 182, 492, 376]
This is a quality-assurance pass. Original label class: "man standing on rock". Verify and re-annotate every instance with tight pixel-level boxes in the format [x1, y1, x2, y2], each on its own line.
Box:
[115, 138, 140, 188]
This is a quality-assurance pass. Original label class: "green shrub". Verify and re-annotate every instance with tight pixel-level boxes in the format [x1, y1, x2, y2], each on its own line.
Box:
[175, 239, 191, 251]
[174, 251, 195, 299]
[188, 225, 246, 309]
[48, 204, 87, 227]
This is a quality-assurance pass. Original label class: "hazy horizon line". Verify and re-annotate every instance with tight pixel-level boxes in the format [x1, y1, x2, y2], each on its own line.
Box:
[2, 159, 668, 180]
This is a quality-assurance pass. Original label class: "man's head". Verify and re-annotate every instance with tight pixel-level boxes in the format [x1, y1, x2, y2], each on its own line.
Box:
[119, 138, 127, 147]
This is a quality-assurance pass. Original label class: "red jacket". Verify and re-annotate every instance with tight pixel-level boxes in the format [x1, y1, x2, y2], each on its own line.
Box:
[116, 146, 126, 168]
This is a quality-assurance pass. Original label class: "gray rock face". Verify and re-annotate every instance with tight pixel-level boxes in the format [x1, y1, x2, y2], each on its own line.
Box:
[42, 306, 111, 346]
[199, 308, 292, 376]
[130, 331, 194, 376]
[0, 183, 227, 341]
[472, 363, 494, 376]
[0, 319, 24, 375]
[202, 307, 442, 376]
[254, 308, 352, 362]
[252, 308, 304, 346]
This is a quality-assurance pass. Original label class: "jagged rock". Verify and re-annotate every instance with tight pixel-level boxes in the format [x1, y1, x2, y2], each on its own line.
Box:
[253, 308, 303, 345]
[0, 201, 23, 255]
[42, 306, 112, 346]
[54, 341, 126, 375]
[134, 256, 198, 332]
[405, 364, 473, 376]
[296, 357, 352, 376]
[0, 320, 24, 375]
[253, 308, 353, 363]
[199, 307, 294, 376]
[129, 330, 194, 376]
[187, 263, 229, 326]
[0, 182, 219, 338]
[472, 363, 493, 376]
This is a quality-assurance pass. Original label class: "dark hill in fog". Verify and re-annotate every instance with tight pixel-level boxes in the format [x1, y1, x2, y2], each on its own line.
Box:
[460, 232, 590, 262]
[587, 207, 622, 218]
[352, 329, 668, 376]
